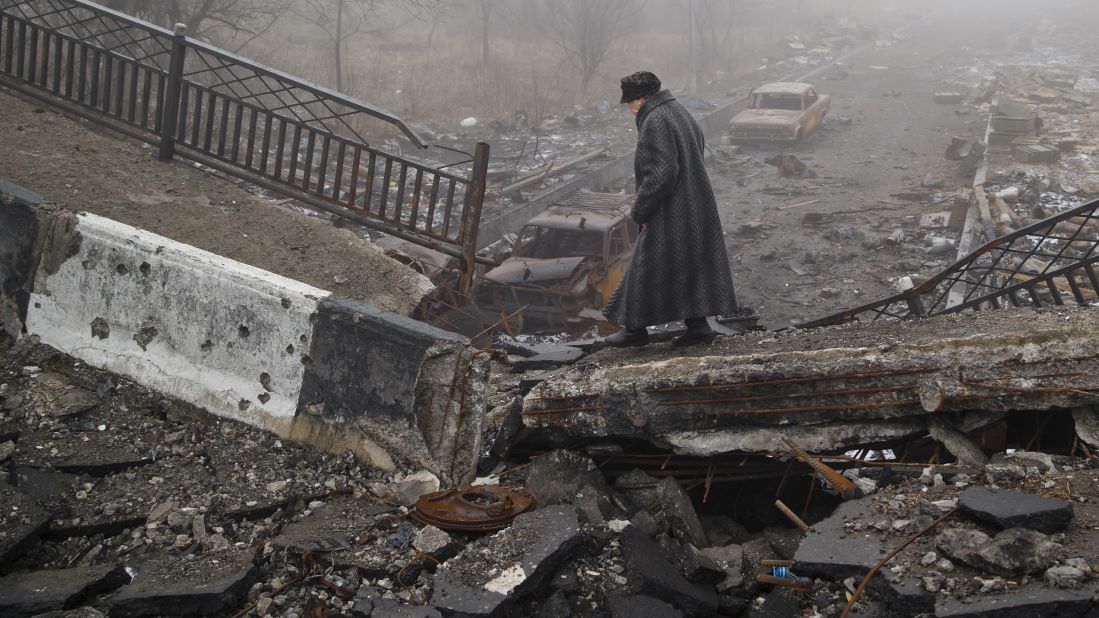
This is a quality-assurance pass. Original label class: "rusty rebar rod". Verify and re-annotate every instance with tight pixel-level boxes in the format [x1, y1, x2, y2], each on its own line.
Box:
[756, 574, 813, 592]
[782, 436, 858, 496]
[775, 499, 810, 532]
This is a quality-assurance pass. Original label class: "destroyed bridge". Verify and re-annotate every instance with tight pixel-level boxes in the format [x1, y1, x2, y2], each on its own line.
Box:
[6, 1, 1099, 617]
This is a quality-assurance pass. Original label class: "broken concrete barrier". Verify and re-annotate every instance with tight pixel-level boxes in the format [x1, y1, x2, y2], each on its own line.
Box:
[521, 309, 1099, 456]
[0, 185, 487, 484]
[430, 505, 581, 616]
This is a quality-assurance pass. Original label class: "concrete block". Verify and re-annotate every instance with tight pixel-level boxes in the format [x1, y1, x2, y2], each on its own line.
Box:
[793, 499, 888, 580]
[298, 296, 488, 483]
[25, 211, 325, 431]
[3, 185, 488, 484]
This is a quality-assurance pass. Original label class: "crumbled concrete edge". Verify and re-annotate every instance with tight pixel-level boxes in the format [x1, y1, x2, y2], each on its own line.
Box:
[0, 179, 48, 340]
[298, 295, 489, 485]
[521, 322, 1099, 455]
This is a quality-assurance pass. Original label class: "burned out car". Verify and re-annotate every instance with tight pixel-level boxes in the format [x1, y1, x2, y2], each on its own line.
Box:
[477, 191, 638, 328]
[728, 82, 831, 144]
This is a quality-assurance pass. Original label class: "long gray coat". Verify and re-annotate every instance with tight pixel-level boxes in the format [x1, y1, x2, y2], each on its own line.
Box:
[603, 90, 738, 328]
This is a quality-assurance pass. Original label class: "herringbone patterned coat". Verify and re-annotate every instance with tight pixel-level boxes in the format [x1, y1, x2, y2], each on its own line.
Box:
[603, 90, 739, 328]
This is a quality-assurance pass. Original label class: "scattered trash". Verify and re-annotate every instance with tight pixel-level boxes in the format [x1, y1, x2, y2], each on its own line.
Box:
[933, 92, 965, 104]
[925, 236, 955, 256]
[764, 154, 817, 178]
[995, 187, 1020, 202]
[920, 174, 946, 189]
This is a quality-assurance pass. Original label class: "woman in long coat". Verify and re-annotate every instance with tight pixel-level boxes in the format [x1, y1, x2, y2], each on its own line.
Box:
[603, 71, 739, 347]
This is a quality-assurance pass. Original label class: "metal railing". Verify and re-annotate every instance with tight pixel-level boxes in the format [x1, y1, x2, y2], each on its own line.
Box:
[0, 0, 489, 293]
[802, 197, 1099, 328]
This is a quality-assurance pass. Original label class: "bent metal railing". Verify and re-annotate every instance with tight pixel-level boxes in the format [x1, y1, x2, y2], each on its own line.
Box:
[0, 0, 489, 293]
[801, 198, 1099, 328]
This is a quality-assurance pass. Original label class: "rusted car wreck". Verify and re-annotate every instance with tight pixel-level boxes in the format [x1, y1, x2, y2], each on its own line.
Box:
[477, 191, 638, 329]
[728, 81, 831, 144]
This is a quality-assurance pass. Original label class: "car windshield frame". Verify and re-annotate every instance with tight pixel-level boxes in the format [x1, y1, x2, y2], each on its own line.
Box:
[754, 93, 804, 111]
[513, 224, 606, 259]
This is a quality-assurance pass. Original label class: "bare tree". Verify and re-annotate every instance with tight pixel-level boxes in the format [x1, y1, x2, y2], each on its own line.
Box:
[295, 0, 444, 93]
[696, 0, 742, 66]
[102, 0, 288, 49]
[529, 0, 643, 91]
[478, 0, 491, 68]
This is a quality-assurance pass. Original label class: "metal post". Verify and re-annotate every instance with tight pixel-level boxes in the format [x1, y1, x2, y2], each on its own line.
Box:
[158, 23, 186, 162]
[458, 142, 490, 298]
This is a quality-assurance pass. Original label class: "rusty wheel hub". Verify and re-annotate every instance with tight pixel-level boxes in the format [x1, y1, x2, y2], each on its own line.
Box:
[412, 485, 539, 532]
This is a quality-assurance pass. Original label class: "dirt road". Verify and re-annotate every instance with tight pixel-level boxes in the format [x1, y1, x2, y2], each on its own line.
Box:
[0, 94, 431, 316]
[715, 0, 1099, 329]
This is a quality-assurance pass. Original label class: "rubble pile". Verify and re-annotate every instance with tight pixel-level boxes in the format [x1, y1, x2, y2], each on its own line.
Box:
[974, 69, 1098, 223]
[7, 302, 1099, 617]
[801, 453, 1099, 617]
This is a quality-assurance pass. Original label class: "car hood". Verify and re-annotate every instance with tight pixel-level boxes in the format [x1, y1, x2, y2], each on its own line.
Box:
[731, 109, 801, 126]
[483, 256, 587, 285]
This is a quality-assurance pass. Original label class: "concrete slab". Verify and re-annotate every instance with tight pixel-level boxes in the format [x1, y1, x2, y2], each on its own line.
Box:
[0, 565, 130, 617]
[431, 506, 581, 617]
[958, 487, 1073, 533]
[107, 550, 258, 617]
[522, 309, 1099, 455]
[793, 499, 889, 580]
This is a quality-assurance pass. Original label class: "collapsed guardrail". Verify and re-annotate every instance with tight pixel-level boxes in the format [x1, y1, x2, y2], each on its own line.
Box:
[801, 198, 1099, 328]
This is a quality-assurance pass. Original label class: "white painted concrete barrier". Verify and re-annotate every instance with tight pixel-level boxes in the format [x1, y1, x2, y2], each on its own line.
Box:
[27, 212, 322, 427]
[1, 183, 487, 484]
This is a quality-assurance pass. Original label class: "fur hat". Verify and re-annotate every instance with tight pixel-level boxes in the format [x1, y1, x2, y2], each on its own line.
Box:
[620, 71, 662, 104]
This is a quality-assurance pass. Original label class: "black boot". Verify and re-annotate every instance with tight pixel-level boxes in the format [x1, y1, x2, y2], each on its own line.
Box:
[673, 317, 716, 347]
[604, 326, 649, 348]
